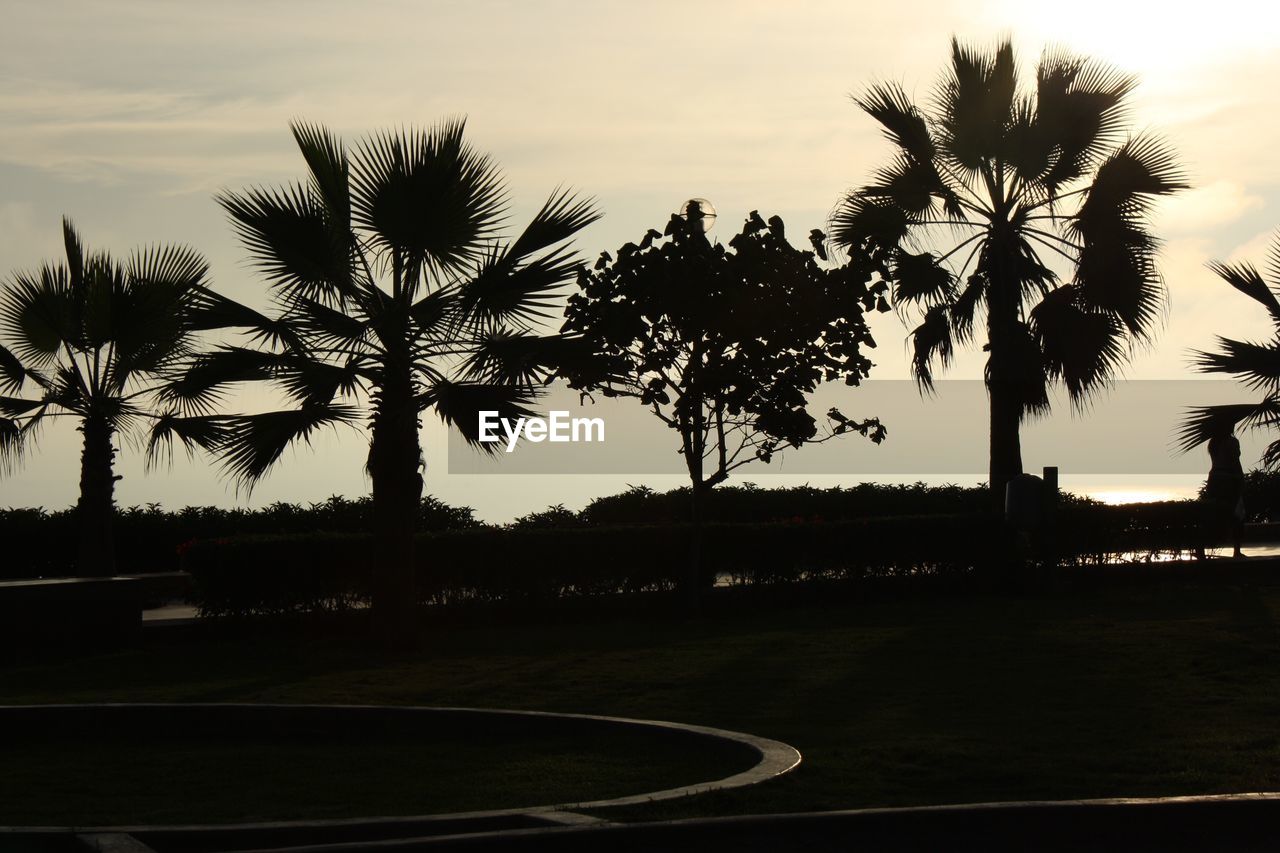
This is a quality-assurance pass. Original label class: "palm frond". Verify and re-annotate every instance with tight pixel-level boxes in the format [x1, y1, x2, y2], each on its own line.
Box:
[854, 81, 935, 163]
[909, 304, 954, 392]
[275, 355, 365, 406]
[863, 155, 950, 216]
[1030, 284, 1125, 400]
[1190, 337, 1280, 392]
[145, 412, 236, 469]
[110, 248, 209, 385]
[0, 344, 28, 392]
[506, 188, 601, 260]
[0, 416, 23, 474]
[1002, 321, 1052, 419]
[1176, 399, 1280, 454]
[186, 286, 302, 350]
[936, 36, 1017, 173]
[458, 243, 581, 328]
[1075, 133, 1187, 226]
[409, 287, 459, 338]
[892, 250, 956, 306]
[156, 346, 287, 415]
[950, 272, 987, 344]
[0, 266, 74, 367]
[0, 395, 45, 418]
[126, 244, 209, 291]
[418, 379, 538, 449]
[1069, 136, 1184, 338]
[1034, 49, 1136, 193]
[62, 218, 85, 291]
[217, 182, 354, 304]
[78, 253, 124, 352]
[291, 121, 351, 227]
[215, 404, 360, 488]
[1206, 260, 1280, 328]
[460, 330, 572, 385]
[1070, 223, 1164, 337]
[829, 195, 912, 252]
[350, 119, 508, 282]
[291, 296, 375, 352]
[1005, 95, 1053, 186]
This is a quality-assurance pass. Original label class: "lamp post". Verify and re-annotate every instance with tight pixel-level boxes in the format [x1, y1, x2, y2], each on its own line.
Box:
[679, 197, 717, 234]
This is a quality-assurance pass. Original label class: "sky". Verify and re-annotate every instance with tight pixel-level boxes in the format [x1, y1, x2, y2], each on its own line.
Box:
[2, 0, 1280, 520]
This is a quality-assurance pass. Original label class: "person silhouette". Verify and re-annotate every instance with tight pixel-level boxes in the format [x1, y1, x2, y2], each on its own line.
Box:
[1201, 423, 1246, 559]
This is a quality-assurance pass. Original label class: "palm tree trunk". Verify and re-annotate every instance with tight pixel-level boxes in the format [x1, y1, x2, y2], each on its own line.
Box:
[75, 414, 117, 577]
[986, 231, 1024, 510]
[988, 375, 1023, 512]
[367, 357, 423, 650]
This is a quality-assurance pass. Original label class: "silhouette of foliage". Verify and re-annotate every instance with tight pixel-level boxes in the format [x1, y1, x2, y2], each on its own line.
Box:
[1179, 235, 1280, 469]
[832, 37, 1186, 502]
[0, 495, 478, 580]
[0, 219, 238, 575]
[557, 208, 885, 598]
[150, 120, 598, 640]
[560, 209, 886, 495]
[183, 500, 1213, 617]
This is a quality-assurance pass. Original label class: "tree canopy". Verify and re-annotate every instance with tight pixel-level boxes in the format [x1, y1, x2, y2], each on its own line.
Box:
[831, 37, 1185, 499]
[560, 207, 886, 494]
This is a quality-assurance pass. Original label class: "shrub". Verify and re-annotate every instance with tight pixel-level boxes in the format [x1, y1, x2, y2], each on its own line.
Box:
[182, 500, 1230, 618]
[1056, 500, 1206, 563]
[0, 495, 479, 580]
[183, 514, 1014, 617]
[576, 481, 1097, 526]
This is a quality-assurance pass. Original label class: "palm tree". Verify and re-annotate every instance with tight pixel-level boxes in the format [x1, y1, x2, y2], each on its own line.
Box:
[150, 120, 598, 643]
[0, 219, 226, 576]
[831, 37, 1186, 504]
[1178, 236, 1280, 461]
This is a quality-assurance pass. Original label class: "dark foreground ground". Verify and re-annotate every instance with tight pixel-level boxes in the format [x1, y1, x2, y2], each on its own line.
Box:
[3, 577, 1280, 825]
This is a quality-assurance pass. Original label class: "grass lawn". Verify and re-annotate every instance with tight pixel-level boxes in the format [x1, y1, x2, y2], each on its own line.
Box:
[3, 580, 1280, 823]
[1, 721, 750, 825]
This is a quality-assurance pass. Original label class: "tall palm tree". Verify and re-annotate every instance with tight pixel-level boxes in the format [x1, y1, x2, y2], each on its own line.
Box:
[150, 120, 598, 642]
[0, 219, 225, 575]
[1178, 236, 1280, 461]
[831, 37, 1185, 504]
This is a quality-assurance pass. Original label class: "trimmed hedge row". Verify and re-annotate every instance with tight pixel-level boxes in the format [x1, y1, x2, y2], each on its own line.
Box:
[182, 499, 1235, 617]
[1056, 500, 1208, 563]
[0, 496, 479, 580]
[182, 514, 1016, 617]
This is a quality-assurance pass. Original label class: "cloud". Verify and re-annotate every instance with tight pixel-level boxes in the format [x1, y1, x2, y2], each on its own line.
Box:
[1153, 181, 1264, 236]
[1224, 228, 1280, 268]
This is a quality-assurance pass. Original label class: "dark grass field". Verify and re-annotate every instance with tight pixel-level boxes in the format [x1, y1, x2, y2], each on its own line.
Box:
[3, 579, 1280, 824]
[0, 724, 749, 826]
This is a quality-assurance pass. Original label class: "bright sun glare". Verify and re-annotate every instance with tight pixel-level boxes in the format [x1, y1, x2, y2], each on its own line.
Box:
[1002, 0, 1279, 76]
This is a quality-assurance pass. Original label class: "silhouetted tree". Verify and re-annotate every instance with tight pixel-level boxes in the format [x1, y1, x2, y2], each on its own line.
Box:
[149, 121, 598, 644]
[0, 219, 227, 576]
[832, 37, 1185, 505]
[559, 206, 885, 601]
[1179, 236, 1280, 460]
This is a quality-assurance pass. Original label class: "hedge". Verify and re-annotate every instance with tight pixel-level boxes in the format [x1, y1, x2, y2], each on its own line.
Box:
[0, 496, 479, 580]
[182, 514, 1017, 617]
[182, 500, 1236, 618]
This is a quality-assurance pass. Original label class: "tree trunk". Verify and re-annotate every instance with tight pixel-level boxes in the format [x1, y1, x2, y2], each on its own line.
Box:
[75, 414, 117, 577]
[988, 374, 1023, 513]
[367, 357, 423, 650]
[687, 480, 708, 610]
[986, 230, 1024, 510]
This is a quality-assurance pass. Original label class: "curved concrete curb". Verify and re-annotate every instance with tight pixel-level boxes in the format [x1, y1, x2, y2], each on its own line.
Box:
[0, 703, 801, 835]
[204, 791, 1280, 852]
